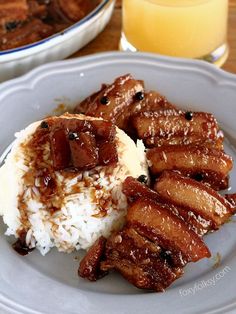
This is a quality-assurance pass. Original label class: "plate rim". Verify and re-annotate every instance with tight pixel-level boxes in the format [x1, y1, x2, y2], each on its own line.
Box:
[1, 52, 236, 91]
[1, 52, 236, 314]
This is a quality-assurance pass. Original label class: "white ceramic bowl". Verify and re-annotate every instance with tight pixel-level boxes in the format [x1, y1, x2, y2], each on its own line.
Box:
[0, 0, 115, 83]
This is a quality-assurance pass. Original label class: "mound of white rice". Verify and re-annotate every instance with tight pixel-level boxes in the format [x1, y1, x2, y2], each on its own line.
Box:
[0, 115, 147, 255]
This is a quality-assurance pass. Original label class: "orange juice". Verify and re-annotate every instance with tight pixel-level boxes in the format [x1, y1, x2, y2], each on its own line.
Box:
[121, 0, 228, 65]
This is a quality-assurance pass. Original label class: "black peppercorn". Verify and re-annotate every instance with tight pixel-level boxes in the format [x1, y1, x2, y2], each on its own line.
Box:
[40, 121, 49, 129]
[194, 173, 204, 181]
[185, 111, 193, 121]
[100, 96, 109, 105]
[160, 250, 173, 265]
[135, 91, 144, 101]
[137, 174, 148, 184]
[68, 132, 78, 140]
[5, 21, 19, 32]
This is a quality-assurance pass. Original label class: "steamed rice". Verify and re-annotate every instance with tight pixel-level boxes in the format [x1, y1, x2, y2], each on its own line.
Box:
[0, 115, 147, 255]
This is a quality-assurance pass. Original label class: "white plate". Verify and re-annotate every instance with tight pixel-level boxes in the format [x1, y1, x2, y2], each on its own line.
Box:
[0, 52, 236, 314]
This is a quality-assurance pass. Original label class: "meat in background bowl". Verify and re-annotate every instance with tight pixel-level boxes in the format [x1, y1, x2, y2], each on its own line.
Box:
[0, 0, 115, 83]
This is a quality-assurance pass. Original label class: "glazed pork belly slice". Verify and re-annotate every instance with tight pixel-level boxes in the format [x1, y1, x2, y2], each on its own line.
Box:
[74, 74, 145, 130]
[0, 18, 53, 50]
[123, 176, 208, 236]
[147, 145, 233, 190]
[74, 76, 176, 135]
[126, 198, 210, 263]
[123, 177, 209, 236]
[75, 84, 108, 114]
[99, 199, 210, 292]
[50, 127, 71, 170]
[69, 132, 99, 169]
[122, 176, 230, 236]
[123, 176, 160, 204]
[75, 86, 175, 117]
[154, 171, 235, 231]
[47, 116, 118, 170]
[79, 236, 107, 281]
[145, 135, 224, 150]
[131, 90, 176, 113]
[100, 227, 184, 292]
[0, 0, 28, 27]
[49, 116, 116, 141]
[131, 109, 223, 148]
[124, 91, 176, 136]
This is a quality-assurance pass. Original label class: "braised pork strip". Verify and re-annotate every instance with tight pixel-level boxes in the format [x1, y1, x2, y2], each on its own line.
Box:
[154, 171, 235, 230]
[147, 145, 233, 190]
[74, 75, 177, 135]
[41, 115, 118, 171]
[131, 110, 223, 148]
[79, 236, 107, 281]
[100, 226, 184, 292]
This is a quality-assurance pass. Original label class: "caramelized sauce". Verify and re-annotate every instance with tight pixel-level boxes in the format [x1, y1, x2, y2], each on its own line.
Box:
[15, 116, 119, 247]
[12, 230, 34, 256]
[212, 252, 221, 269]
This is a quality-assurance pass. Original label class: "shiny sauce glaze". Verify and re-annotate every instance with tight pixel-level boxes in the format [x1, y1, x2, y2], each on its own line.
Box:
[131, 110, 222, 148]
[12, 230, 34, 256]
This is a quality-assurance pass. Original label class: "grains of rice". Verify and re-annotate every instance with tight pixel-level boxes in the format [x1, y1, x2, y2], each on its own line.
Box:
[0, 116, 148, 255]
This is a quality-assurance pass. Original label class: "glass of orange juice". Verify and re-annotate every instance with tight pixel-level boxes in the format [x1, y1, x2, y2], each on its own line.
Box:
[120, 0, 229, 67]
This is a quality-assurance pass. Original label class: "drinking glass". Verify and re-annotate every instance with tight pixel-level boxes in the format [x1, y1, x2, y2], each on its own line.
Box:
[120, 0, 229, 67]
